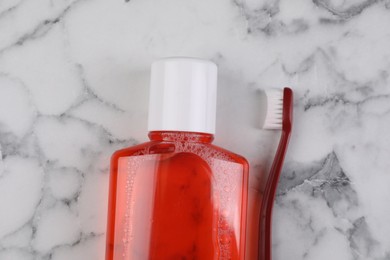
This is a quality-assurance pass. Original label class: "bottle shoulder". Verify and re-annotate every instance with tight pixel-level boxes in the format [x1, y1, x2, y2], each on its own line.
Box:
[111, 141, 154, 159]
[111, 140, 248, 167]
[208, 143, 249, 167]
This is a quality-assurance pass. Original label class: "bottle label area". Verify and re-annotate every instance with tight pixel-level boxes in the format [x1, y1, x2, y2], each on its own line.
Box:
[113, 153, 245, 260]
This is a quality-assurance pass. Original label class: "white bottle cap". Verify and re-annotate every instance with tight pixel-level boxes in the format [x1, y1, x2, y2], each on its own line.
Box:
[148, 57, 217, 134]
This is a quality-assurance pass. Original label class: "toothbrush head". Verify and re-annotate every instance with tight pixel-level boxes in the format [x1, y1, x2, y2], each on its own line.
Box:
[262, 88, 293, 132]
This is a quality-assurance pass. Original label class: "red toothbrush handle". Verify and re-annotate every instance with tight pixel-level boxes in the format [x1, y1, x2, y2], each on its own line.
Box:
[259, 88, 293, 260]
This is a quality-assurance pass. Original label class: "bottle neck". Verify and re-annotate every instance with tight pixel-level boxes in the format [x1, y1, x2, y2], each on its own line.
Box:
[148, 131, 214, 144]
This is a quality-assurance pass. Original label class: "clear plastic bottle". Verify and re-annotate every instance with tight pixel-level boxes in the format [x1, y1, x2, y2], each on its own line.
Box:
[105, 58, 249, 260]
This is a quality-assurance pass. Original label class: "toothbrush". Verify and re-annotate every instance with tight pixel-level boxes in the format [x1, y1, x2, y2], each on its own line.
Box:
[259, 87, 293, 260]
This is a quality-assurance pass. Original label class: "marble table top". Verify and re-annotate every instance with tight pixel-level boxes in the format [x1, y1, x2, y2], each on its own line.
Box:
[1, 0, 390, 259]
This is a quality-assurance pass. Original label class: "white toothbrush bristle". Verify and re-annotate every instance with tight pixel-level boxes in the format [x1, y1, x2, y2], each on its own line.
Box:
[263, 89, 283, 130]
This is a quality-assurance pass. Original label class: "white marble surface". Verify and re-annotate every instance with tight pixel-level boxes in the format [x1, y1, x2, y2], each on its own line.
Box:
[1, 0, 390, 259]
